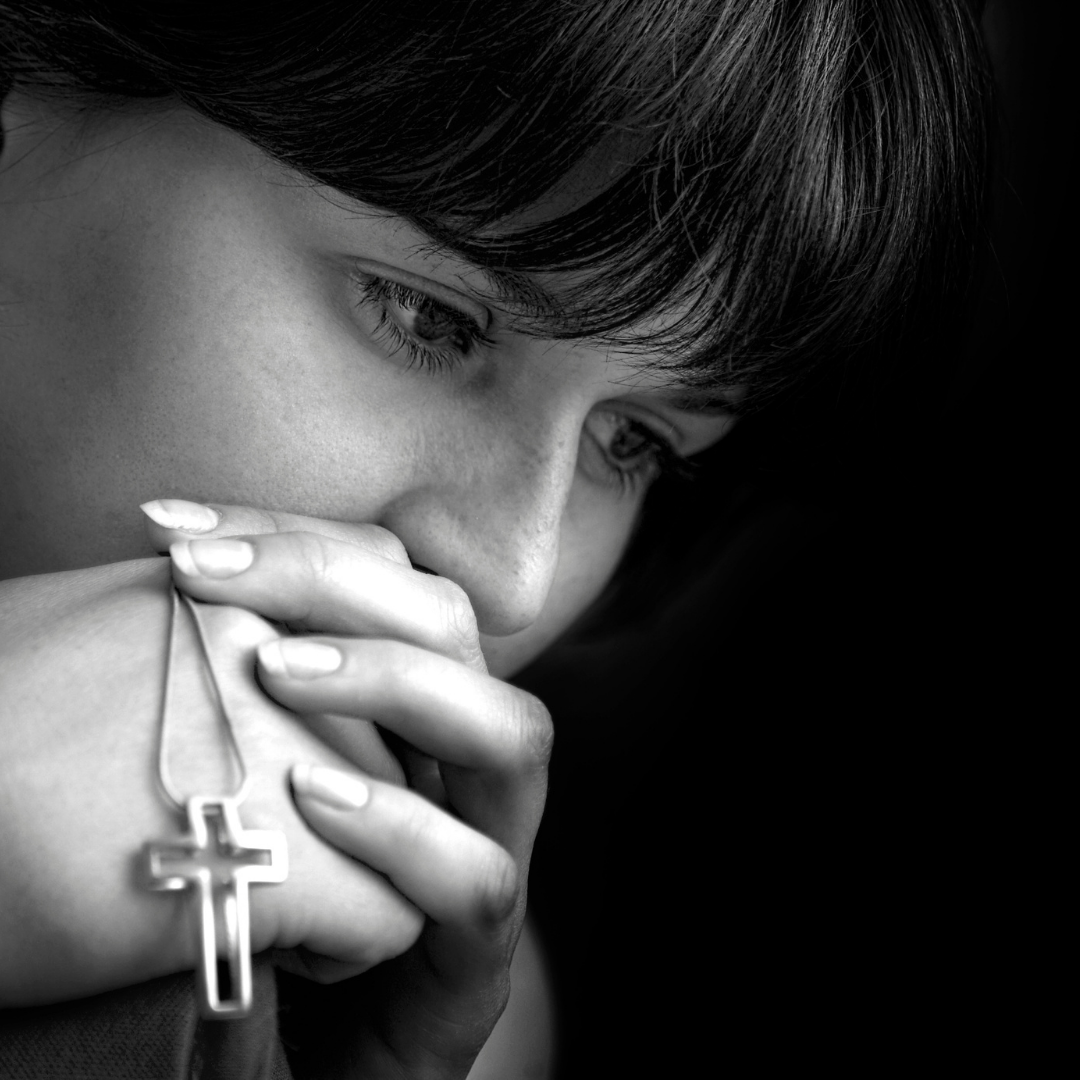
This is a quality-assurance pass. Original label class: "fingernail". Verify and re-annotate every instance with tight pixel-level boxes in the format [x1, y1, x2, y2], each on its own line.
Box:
[258, 638, 343, 679]
[140, 499, 220, 533]
[171, 538, 254, 579]
[291, 763, 369, 810]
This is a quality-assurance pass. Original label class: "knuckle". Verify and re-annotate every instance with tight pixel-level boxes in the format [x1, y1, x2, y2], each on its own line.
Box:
[371, 638, 414, 688]
[508, 692, 554, 770]
[356, 525, 410, 566]
[398, 798, 438, 854]
[472, 846, 520, 928]
[434, 579, 481, 657]
[362, 905, 426, 967]
[206, 602, 274, 646]
[293, 532, 334, 590]
[252, 508, 287, 535]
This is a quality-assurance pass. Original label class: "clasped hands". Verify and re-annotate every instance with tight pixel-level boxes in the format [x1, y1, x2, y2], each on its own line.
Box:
[0, 501, 552, 1077]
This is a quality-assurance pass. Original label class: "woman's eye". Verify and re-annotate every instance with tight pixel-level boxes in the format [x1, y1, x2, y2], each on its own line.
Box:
[582, 409, 694, 494]
[355, 275, 491, 372]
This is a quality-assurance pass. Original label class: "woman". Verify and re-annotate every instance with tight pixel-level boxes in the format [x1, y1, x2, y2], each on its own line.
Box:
[0, 2, 992, 1076]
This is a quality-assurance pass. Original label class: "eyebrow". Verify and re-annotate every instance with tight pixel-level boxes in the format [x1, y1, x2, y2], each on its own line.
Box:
[607, 379, 739, 417]
[481, 267, 563, 321]
[656, 390, 738, 414]
[411, 242, 562, 323]
[451, 261, 741, 411]
[404, 237, 738, 409]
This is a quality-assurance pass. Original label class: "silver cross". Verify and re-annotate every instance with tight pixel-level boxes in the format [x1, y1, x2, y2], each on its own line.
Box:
[145, 795, 288, 1018]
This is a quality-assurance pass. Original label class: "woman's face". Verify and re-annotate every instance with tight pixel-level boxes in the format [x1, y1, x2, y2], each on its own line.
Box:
[0, 97, 733, 676]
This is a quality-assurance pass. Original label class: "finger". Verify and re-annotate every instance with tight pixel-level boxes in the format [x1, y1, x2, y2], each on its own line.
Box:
[258, 638, 551, 777]
[270, 948, 373, 986]
[276, 850, 426, 975]
[258, 637, 551, 859]
[141, 498, 410, 565]
[146, 600, 427, 975]
[290, 763, 521, 939]
[167, 531, 485, 671]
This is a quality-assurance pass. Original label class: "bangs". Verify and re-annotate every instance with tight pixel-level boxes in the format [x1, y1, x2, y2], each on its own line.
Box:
[1, 0, 991, 407]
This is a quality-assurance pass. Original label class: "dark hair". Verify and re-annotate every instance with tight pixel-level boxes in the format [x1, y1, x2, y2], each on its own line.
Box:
[1, 0, 991, 410]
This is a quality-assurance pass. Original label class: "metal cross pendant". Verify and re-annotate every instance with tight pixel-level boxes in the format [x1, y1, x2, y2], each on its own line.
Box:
[145, 795, 288, 1018]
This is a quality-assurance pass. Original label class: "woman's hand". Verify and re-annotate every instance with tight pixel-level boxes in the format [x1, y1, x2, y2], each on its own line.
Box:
[0, 557, 428, 1006]
[144, 500, 554, 1077]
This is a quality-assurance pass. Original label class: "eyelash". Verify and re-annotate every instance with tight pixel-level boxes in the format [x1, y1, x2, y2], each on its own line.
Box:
[355, 275, 493, 373]
[593, 415, 696, 495]
[356, 272, 693, 493]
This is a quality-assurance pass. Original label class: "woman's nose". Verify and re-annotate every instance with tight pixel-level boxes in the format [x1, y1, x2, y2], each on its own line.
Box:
[377, 415, 579, 637]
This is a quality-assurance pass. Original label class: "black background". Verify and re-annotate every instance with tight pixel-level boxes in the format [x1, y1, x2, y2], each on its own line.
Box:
[519, 4, 1071, 1073]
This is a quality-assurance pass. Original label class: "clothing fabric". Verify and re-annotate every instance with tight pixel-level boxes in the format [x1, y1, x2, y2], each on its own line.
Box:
[0, 956, 292, 1080]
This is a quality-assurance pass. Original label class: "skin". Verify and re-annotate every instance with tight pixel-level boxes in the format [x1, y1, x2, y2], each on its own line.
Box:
[0, 93, 733, 1077]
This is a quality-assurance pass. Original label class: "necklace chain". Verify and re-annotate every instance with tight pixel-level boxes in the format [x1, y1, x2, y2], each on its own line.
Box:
[157, 585, 250, 811]
[145, 583, 287, 1019]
